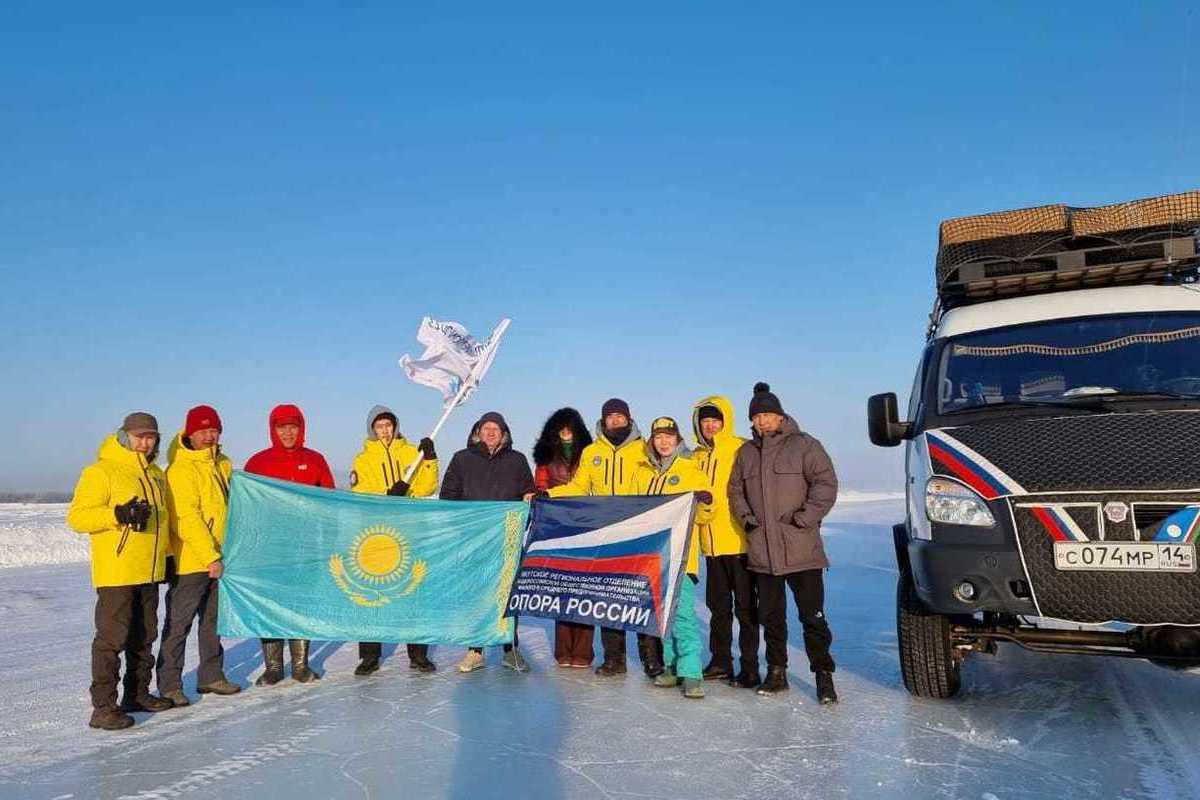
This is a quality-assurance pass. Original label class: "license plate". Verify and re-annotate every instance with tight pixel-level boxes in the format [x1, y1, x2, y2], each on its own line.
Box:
[1053, 542, 1196, 572]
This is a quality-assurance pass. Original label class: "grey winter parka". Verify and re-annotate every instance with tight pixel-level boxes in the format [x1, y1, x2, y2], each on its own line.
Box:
[727, 416, 838, 576]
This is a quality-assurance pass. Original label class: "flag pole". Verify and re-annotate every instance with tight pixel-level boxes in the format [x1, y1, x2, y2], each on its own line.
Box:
[401, 318, 511, 483]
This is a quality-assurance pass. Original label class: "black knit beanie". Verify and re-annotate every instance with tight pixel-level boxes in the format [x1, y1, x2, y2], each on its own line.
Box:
[747, 382, 784, 419]
[601, 398, 631, 419]
[697, 405, 723, 423]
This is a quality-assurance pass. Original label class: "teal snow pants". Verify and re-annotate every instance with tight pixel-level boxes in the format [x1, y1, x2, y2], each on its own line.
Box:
[663, 575, 702, 680]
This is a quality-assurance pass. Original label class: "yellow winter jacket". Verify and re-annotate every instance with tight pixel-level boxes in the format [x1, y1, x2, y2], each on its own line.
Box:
[631, 444, 714, 576]
[691, 395, 749, 557]
[67, 434, 171, 588]
[350, 437, 438, 497]
[166, 433, 232, 576]
[548, 422, 644, 498]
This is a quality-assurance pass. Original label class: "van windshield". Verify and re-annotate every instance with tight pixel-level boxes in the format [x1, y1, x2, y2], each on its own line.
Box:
[938, 311, 1200, 414]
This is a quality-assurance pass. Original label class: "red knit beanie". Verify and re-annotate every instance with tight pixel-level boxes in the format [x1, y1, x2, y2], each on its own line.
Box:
[184, 405, 223, 437]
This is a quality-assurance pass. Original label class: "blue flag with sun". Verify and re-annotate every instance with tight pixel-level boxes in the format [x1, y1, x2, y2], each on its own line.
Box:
[218, 471, 527, 646]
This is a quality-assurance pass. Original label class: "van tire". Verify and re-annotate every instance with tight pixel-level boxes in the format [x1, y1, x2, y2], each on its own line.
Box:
[897, 572, 962, 698]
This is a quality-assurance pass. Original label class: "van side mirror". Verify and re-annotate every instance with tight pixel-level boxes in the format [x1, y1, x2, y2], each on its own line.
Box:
[867, 393, 911, 447]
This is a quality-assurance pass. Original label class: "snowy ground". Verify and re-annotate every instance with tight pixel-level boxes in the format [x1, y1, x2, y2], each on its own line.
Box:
[2, 499, 1199, 800]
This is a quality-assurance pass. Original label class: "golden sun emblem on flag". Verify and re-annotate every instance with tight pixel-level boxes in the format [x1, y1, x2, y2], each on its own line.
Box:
[329, 525, 427, 607]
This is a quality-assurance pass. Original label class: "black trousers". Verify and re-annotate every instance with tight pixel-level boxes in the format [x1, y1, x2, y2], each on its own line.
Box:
[755, 569, 835, 673]
[705, 554, 759, 673]
[359, 642, 430, 661]
[91, 584, 159, 710]
[600, 627, 661, 664]
[157, 573, 224, 693]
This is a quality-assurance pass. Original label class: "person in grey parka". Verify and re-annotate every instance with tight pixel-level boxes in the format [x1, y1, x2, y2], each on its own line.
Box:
[727, 382, 839, 703]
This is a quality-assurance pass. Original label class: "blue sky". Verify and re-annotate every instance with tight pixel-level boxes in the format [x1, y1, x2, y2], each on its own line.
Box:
[2, 2, 1196, 492]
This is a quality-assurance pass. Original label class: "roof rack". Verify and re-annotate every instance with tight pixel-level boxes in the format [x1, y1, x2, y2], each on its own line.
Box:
[935, 190, 1200, 307]
[927, 190, 1200, 338]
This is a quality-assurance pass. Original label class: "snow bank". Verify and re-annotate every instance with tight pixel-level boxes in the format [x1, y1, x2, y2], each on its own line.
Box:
[0, 492, 902, 571]
[836, 489, 904, 503]
[0, 503, 89, 569]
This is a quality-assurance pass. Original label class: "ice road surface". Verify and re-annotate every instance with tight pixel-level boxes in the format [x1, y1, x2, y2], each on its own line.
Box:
[2, 499, 1199, 800]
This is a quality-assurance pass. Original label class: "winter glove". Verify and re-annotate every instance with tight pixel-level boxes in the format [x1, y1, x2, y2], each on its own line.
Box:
[418, 437, 437, 461]
[114, 497, 151, 531]
[694, 490, 714, 505]
[387, 480, 411, 497]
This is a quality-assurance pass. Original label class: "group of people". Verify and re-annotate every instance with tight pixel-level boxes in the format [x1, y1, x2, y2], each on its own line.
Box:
[68, 382, 840, 731]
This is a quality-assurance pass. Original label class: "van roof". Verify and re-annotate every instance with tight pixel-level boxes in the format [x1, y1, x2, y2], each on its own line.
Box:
[934, 284, 1200, 339]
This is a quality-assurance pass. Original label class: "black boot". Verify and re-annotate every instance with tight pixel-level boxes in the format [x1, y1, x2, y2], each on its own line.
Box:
[702, 660, 732, 680]
[594, 658, 627, 676]
[637, 635, 664, 678]
[354, 656, 380, 676]
[120, 692, 173, 713]
[727, 670, 762, 689]
[289, 639, 320, 683]
[408, 644, 436, 673]
[756, 665, 789, 696]
[815, 670, 838, 704]
[255, 639, 285, 686]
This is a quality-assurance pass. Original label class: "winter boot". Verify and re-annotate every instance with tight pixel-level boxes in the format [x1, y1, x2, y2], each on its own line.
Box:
[289, 639, 320, 683]
[89, 708, 134, 731]
[637, 636, 664, 678]
[682, 679, 705, 699]
[255, 640, 286, 686]
[594, 658, 627, 677]
[408, 644, 436, 673]
[653, 669, 679, 688]
[815, 670, 838, 704]
[501, 647, 530, 673]
[756, 666, 789, 696]
[457, 650, 487, 673]
[728, 670, 762, 690]
[162, 689, 190, 708]
[198, 678, 241, 695]
[354, 657, 380, 676]
[702, 660, 732, 680]
[120, 693, 172, 713]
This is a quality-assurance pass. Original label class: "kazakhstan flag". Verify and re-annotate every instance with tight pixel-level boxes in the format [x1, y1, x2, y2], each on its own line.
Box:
[218, 471, 527, 646]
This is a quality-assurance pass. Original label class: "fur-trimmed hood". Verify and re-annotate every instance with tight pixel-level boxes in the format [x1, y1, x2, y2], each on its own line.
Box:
[533, 407, 593, 467]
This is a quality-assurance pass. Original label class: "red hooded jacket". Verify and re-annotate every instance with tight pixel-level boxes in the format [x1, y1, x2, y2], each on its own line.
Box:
[243, 404, 335, 488]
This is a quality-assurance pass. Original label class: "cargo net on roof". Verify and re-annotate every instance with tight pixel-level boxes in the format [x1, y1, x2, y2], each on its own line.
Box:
[936, 190, 1200, 291]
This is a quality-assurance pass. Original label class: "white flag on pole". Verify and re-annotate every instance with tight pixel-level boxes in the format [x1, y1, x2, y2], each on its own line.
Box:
[399, 317, 510, 409]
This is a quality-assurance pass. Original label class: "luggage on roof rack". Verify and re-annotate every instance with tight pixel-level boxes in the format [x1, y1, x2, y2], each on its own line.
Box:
[935, 191, 1200, 306]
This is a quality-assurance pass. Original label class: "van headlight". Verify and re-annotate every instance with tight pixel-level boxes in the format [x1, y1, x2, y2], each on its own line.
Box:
[925, 477, 996, 527]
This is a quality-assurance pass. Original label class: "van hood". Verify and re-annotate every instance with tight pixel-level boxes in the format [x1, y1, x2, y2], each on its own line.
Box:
[925, 409, 1200, 497]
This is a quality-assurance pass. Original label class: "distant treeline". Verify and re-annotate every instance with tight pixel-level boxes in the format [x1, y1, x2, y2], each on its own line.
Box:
[0, 492, 71, 503]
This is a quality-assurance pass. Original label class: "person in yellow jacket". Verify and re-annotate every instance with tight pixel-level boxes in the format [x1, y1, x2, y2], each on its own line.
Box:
[631, 416, 714, 698]
[691, 395, 760, 689]
[156, 406, 241, 708]
[349, 405, 439, 675]
[67, 413, 173, 731]
[547, 398, 663, 676]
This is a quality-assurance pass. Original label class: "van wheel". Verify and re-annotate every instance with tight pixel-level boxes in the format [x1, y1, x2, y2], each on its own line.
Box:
[897, 573, 962, 698]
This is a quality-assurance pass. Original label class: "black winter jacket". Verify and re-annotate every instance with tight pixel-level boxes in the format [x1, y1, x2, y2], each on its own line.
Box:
[440, 412, 535, 501]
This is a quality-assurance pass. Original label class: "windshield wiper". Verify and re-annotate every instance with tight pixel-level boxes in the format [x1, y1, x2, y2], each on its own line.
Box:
[944, 392, 1200, 414]
[944, 399, 1108, 414]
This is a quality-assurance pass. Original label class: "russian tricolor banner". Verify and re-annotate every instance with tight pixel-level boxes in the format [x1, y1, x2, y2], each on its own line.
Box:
[505, 494, 696, 637]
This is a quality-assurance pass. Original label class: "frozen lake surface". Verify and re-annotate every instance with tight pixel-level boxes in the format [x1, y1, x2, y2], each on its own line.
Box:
[1, 498, 1198, 799]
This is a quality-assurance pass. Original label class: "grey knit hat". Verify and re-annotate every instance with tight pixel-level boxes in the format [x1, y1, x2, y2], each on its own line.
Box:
[121, 412, 159, 434]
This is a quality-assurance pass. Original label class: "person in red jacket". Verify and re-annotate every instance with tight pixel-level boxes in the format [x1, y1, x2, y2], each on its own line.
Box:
[531, 408, 595, 668]
[243, 404, 334, 685]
